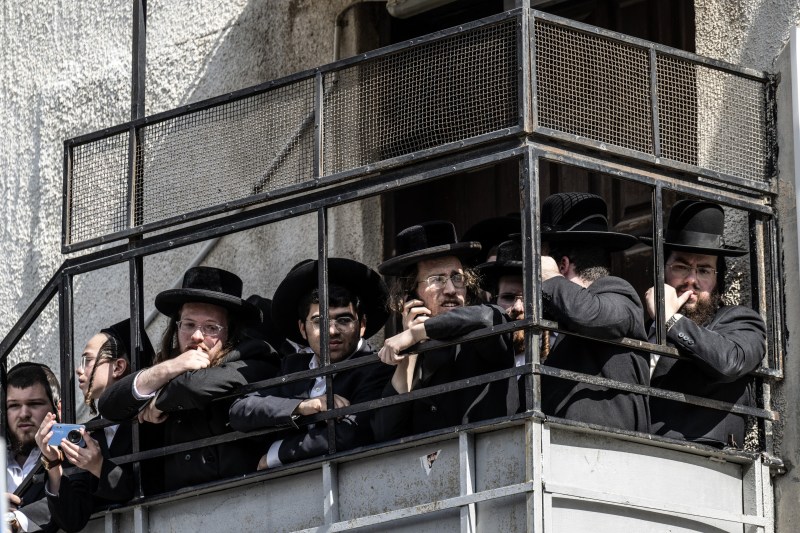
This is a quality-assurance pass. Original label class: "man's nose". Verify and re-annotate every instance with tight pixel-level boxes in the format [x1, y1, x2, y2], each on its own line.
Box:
[442, 278, 457, 294]
[512, 297, 525, 314]
[190, 328, 205, 342]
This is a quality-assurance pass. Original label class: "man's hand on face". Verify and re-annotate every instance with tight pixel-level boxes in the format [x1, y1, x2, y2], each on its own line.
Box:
[137, 398, 168, 424]
[541, 256, 562, 281]
[645, 284, 693, 321]
[294, 394, 350, 416]
[402, 298, 431, 331]
[33, 412, 61, 462]
[171, 348, 212, 373]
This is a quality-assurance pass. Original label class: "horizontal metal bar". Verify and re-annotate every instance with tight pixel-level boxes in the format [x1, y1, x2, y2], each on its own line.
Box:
[545, 482, 767, 527]
[296, 481, 535, 532]
[61, 145, 528, 274]
[533, 128, 775, 197]
[537, 365, 777, 420]
[532, 10, 769, 81]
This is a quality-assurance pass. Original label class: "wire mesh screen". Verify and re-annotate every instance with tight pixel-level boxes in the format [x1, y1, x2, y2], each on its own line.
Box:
[68, 132, 130, 244]
[534, 19, 654, 154]
[658, 55, 769, 182]
[322, 19, 519, 175]
[136, 79, 316, 227]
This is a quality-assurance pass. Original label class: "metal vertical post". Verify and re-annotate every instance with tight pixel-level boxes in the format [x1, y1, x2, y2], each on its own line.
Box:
[323, 461, 340, 526]
[128, 0, 148, 506]
[652, 185, 666, 344]
[459, 432, 476, 532]
[521, 147, 541, 413]
[649, 48, 662, 158]
[58, 273, 76, 423]
[317, 208, 336, 454]
[519, 2, 532, 132]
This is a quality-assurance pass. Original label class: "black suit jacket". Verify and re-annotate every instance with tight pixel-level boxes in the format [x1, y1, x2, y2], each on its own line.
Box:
[98, 339, 280, 491]
[540, 276, 650, 433]
[13, 453, 91, 533]
[372, 304, 517, 441]
[650, 304, 766, 447]
[229, 342, 393, 465]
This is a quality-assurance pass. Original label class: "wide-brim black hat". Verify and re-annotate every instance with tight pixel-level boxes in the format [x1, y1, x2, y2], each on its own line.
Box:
[155, 266, 260, 324]
[541, 192, 639, 252]
[271, 258, 390, 344]
[475, 239, 523, 290]
[100, 319, 156, 366]
[461, 215, 521, 266]
[379, 220, 482, 276]
[657, 199, 748, 257]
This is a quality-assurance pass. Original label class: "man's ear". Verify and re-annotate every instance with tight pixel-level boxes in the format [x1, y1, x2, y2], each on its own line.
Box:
[359, 314, 367, 338]
[558, 256, 570, 275]
[298, 320, 308, 341]
[111, 358, 128, 378]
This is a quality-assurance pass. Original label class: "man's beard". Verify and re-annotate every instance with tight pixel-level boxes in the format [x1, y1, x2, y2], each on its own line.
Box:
[681, 290, 721, 326]
[9, 429, 36, 458]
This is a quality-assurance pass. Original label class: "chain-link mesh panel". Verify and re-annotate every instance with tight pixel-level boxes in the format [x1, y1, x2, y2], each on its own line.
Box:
[658, 55, 768, 182]
[323, 19, 518, 175]
[534, 19, 653, 154]
[68, 132, 130, 245]
[137, 79, 315, 226]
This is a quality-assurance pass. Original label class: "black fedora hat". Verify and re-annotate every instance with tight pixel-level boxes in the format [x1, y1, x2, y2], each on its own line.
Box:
[541, 192, 639, 251]
[475, 239, 523, 291]
[461, 215, 521, 266]
[100, 319, 156, 367]
[271, 258, 390, 344]
[378, 220, 482, 276]
[661, 200, 747, 257]
[155, 266, 260, 324]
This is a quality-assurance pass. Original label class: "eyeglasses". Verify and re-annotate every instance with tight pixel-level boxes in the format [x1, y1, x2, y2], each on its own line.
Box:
[307, 315, 357, 331]
[176, 320, 226, 337]
[78, 355, 112, 372]
[666, 263, 717, 282]
[417, 273, 466, 290]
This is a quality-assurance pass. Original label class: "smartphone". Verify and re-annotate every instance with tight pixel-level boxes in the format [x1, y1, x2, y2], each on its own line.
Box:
[48, 423, 86, 447]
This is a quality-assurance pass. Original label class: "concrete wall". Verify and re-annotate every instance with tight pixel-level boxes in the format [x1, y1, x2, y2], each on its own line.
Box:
[0, 0, 384, 420]
[695, 1, 800, 530]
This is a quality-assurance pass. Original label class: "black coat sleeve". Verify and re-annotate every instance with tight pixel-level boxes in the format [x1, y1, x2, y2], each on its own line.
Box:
[228, 390, 303, 431]
[667, 305, 766, 382]
[155, 339, 279, 412]
[542, 276, 646, 340]
[29, 469, 94, 533]
[97, 372, 147, 422]
[276, 359, 393, 461]
[423, 304, 507, 341]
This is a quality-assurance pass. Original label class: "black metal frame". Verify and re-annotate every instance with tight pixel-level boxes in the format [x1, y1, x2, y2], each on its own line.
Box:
[1, 2, 784, 509]
[60, 7, 775, 253]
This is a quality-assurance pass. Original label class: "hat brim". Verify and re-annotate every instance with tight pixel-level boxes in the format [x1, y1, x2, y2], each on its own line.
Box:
[272, 258, 390, 345]
[638, 237, 749, 257]
[542, 231, 640, 252]
[378, 241, 482, 276]
[155, 289, 260, 325]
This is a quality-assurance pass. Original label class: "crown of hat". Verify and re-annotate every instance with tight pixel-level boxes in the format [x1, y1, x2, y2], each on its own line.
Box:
[494, 240, 523, 263]
[395, 220, 460, 255]
[181, 266, 243, 298]
[667, 200, 725, 236]
[541, 192, 610, 233]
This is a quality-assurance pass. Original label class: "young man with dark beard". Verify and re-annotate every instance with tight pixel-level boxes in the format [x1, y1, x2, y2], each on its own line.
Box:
[645, 200, 766, 448]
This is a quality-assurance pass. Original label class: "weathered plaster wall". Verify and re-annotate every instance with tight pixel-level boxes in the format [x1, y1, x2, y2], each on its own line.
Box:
[696, 1, 800, 529]
[0, 0, 384, 420]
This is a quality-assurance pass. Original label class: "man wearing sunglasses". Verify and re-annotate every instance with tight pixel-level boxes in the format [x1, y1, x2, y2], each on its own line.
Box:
[229, 258, 393, 469]
[373, 221, 517, 441]
[645, 200, 766, 448]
